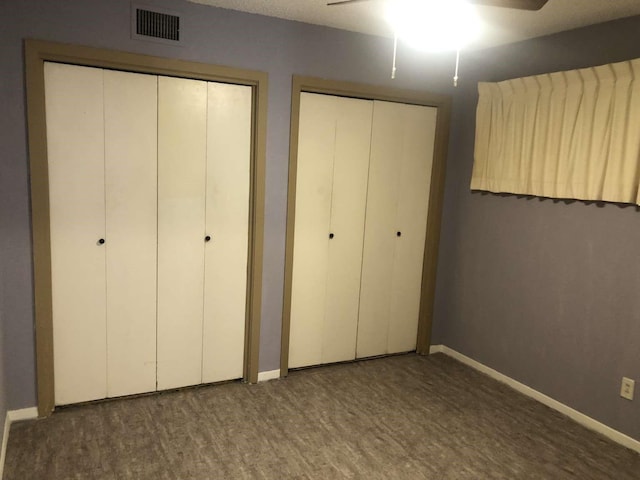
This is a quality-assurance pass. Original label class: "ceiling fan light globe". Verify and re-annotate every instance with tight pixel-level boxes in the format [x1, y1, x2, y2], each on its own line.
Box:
[386, 0, 482, 52]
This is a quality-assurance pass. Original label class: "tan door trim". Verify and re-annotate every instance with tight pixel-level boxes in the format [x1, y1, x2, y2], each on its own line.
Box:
[281, 75, 452, 375]
[25, 39, 267, 417]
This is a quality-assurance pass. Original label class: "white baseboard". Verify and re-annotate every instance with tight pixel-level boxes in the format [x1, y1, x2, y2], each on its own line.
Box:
[1, 407, 38, 478]
[7, 407, 38, 424]
[257, 369, 280, 382]
[429, 344, 640, 454]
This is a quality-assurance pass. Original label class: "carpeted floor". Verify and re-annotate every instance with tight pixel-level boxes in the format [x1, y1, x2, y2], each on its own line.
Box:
[4, 353, 640, 479]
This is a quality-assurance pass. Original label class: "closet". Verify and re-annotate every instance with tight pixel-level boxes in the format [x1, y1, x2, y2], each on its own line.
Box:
[289, 92, 437, 369]
[45, 62, 251, 405]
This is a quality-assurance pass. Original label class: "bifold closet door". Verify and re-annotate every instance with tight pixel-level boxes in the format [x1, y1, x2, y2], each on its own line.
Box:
[47, 63, 158, 405]
[48, 65, 251, 402]
[289, 93, 372, 368]
[357, 101, 437, 358]
[157, 76, 208, 391]
[202, 83, 251, 383]
[47, 63, 107, 405]
[104, 70, 158, 398]
[386, 104, 437, 353]
[157, 78, 250, 388]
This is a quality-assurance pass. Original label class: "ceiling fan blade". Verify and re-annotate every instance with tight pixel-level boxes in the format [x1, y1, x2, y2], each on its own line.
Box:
[327, 0, 374, 6]
[327, 0, 548, 10]
[470, 0, 549, 11]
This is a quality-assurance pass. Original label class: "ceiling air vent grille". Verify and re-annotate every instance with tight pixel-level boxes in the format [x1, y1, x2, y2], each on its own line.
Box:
[134, 7, 180, 42]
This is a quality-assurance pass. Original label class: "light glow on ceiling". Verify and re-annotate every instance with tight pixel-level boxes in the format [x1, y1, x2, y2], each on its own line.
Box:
[386, 0, 482, 52]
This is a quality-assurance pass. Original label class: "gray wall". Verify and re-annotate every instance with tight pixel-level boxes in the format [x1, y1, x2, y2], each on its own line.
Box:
[0, 0, 455, 410]
[1, 139, 10, 431]
[0, 265, 6, 437]
[432, 16, 640, 441]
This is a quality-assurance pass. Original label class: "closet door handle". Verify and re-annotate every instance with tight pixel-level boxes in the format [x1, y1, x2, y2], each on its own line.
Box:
[205, 235, 211, 242]
[329, 233, 334, 239]
[397, 232, 402, 237]
[98, 238, 105, 245]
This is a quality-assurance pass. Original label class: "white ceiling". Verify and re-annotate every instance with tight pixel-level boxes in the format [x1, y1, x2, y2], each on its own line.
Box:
[188, 0, 640, 50]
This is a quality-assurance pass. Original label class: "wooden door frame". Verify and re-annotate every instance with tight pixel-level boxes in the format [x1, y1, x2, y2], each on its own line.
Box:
[25, 39, 267, 417]
[280, 75, 452, 375]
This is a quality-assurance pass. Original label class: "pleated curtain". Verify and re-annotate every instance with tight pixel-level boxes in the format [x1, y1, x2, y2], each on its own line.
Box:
[472, 58, 640, 205]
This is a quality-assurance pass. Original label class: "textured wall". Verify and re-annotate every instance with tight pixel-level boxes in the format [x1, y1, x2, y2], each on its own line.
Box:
[0, 273, 6, 441]
[0, 0, 455, 410]
[432, 16, 640, 441]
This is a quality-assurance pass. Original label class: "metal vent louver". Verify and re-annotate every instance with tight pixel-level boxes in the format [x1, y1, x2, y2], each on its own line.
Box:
[135, 7, 180, 42]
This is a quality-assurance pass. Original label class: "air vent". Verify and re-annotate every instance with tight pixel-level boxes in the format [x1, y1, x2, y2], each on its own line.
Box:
[132, 5, 180, 43]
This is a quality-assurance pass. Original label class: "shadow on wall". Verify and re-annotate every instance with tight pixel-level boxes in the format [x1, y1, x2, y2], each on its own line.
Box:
[472, 191, 640, 212]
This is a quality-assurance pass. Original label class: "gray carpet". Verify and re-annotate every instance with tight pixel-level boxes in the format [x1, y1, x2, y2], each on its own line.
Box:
[4, 353, 640, 479]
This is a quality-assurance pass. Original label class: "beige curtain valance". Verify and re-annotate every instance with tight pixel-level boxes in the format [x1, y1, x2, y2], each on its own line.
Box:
[472, 58, 640, 205]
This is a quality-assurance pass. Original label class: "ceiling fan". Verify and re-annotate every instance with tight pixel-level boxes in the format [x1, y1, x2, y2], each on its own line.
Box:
[328, 0, 549, 11]
[328, 0, 549, 85]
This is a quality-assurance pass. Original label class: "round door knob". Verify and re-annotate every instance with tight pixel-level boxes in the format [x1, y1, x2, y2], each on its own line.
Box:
[329, 233, 334, 239]
[205, 235, 211, 242]
[397, 232, 402, 237]
[98, 238, 105, 245]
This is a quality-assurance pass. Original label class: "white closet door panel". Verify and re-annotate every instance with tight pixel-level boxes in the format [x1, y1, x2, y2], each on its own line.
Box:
[356, 101, 405, 359]
[157, 76, 207, 390]
[202, 82, 251, 383]
[104, 70, 158, 397]
[322, 96, 372, 364]
[45, 62, 107, 405]
[387, 105, 437, 353]
[289, 93, 336, 368]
